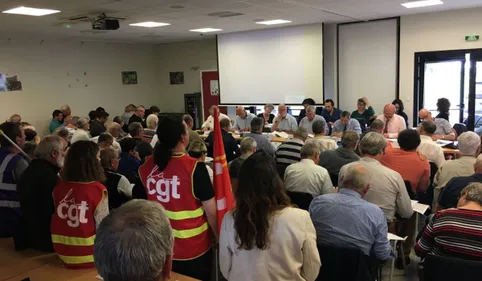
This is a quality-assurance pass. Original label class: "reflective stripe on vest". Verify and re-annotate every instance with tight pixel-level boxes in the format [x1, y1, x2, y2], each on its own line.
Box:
[0, 183, 16, 191]
[172, 222, 208, 239]
[0, 201, 20, 208]
[58, 254, 94, 264]
[164, 207, 204, 220]
[52, 234, 96, 246]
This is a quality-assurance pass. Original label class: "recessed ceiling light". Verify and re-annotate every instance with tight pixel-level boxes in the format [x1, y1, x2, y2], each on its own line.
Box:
[2, 6, 60, 16]
[129, 22, 171, 28]
[401, 0, 443, 8]
[190, 28, 222, 33]
[256, 19, 292, 25]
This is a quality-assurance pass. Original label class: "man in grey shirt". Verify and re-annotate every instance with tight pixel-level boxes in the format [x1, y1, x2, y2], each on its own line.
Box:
[319, 131, 360, 175]
[243, 117, 276, 156]
[271, 104, 298, 133]
[299, 105, 328, 135]
[418, 108, 455, 140]
[234, 106, 257, 132]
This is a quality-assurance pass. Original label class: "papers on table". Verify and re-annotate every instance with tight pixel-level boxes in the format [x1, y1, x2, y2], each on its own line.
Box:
[411, 200, 430, 214]
[387, 138, 398, 142]
[274, 131, 290, 139]
[388, 233, 407, 241]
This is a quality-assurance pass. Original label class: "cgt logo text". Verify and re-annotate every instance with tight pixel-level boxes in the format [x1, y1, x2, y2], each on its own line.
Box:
[147, 173, 181, 203]
[57, 189, 89, 228]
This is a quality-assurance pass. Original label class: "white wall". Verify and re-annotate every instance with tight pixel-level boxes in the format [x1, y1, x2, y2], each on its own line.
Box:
[0, 38, 159, 135]
[400, 7, 482, 125]
[155, 39, 218, 112]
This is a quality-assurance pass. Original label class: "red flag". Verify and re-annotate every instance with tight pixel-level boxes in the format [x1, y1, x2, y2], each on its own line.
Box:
[212, 106, 235, 235]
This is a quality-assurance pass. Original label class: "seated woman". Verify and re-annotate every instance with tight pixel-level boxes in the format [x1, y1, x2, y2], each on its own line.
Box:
[392, 98, 409, 128]
[50, 141, 108, 269]
[257, 103, 275, 124]
[415, 183, 482, 261]
[188, 141, 213, 183]
[219, 151, 320, 281]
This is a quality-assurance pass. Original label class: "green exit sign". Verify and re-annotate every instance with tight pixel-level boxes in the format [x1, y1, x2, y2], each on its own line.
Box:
[466, 35, 480, 41]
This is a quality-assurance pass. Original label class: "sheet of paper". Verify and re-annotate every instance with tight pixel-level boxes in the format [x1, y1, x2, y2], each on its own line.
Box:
[412, 201, 430, 214]
[96, 275, 103, 280]
[387, 138, 398, 142]
[388, 233, 407, 241]
[274, 131, 289, 139]
[308, 133, 314, 138]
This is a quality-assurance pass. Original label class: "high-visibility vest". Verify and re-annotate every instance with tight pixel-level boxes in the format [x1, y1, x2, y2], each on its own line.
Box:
[139, 155, 211, 260]
[0, 148, 23, 237]
[51, 181, 106, 269]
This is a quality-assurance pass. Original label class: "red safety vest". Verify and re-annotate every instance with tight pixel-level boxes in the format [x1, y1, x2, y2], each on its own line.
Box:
[139, 154, 211, 260]
[51, 181, 106, 269]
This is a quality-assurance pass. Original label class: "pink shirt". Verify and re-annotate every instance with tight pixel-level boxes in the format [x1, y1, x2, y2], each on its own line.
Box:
[376, 114, 406, 138]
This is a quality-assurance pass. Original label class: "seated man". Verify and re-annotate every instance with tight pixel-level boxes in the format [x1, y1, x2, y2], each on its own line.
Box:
[118, 138, 142, 183]
[183, 114, 203, 145]
[310, 164, 392, 261]
[275, 127, 308, 167]
[49, 110, 63, 134]
[417, 120, 445, 168]
[234, 106, 256, 132]
[271, 103, 298, 134]
[202, 105, 230, 131]
[206, 118, 238, 163]
[439, 154, 482, 210]
[229, 137, 257, 192]
[90, 111, 109, 138]
[243, 117, 276, 156]
[100, 148, 132, 210]
[381, 129, 430, 193]
[376, 104, 406, 138]
[418, 108, 455, 141]
[310, 120, 337, 152]
[332, 111, 362, 137]
[434, 132, 481, 209]
[299, 105, 328, 135]
[319, 131, 360, 175]
[95, 200, 173, 281]
[284, 141, 334, 196]
[321, 99, 342, 126]
[129, 105, 146, 128]
[128, 122, 153, 163]
[98, 133, 115, 150]
[415, 183, 482, 261]
[361, 119, 384, 139]
[71, 117, 91, 144]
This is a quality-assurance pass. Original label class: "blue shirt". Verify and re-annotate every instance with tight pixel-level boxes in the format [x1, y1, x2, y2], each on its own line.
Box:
[234, 113, 257, 131]
[321, 108, 342, 124]
[439, 173, 482, 209]
[309, 188, 391, 260]
[331, 119, 362, 135]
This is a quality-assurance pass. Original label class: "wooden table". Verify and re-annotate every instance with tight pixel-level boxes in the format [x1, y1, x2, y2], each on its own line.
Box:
[0, 239, 198, 281]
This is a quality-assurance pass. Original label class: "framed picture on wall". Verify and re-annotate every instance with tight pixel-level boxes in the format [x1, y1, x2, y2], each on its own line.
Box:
[0, 74, 22, 92]
[170, 71, 184, 85]
[121, 71, 138, 85]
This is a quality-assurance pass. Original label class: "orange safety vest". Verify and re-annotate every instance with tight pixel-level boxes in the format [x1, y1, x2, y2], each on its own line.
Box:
[51, 181, 106, 269]
[139, 154, 211, 260]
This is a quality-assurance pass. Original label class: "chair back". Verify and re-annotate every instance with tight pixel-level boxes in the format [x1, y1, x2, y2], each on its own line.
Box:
[286, 191, 313, 211]
[355, 118, 367, 133]
[417, 162, 438, 207]
[422, 254, 482, 281]
[329, 173, 339, 187]
[316, 244, 379, 281]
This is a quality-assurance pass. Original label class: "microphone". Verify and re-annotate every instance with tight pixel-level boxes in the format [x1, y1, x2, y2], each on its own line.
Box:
[0, 129, 32, 162]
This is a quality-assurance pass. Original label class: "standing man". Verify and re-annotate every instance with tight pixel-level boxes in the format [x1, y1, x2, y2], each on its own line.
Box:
[271, 104, 298, 134]
[49, 110, 63, 134]
[299, 105, 328, 135]
[0, 122, 28, 238]
[321, 99, 342, 126]
[202, 105, 231, 131]
[332, 111, 362, 137]
[129, 106, 146, 128]
[418, 108, 456, 141]
[234, 106, 256, 132]
[376, 104, 406, 138]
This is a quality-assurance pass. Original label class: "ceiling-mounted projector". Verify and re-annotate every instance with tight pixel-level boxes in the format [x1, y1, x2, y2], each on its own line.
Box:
[92, 13, 120, 30]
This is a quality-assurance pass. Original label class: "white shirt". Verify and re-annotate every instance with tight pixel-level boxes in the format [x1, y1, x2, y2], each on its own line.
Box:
[284, 159, 334, 196]
[220, 208, 321, 281]
[309, 136, 337, 152]
[150, 134, 159, 148]
[90, 136, 121, 153]
[273, 114, 298, 132]
[201, 113, 231, 130]
[434, 156, 476, 190]
[71, 129, 91, 144]
[206, 164, 214, 184]
[376, 114, 407, 138]
[417, 135, 445, 168]
[299, 115, 328, 135]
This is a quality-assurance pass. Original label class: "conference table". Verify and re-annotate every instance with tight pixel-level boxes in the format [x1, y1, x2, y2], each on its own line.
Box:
[0, 239, 198, 281]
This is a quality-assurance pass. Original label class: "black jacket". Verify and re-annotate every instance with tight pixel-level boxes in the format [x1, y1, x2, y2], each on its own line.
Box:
[129, 114, 146, 128]
[103, 169, 130, 210]
[90, 119, 106, 138]
[16, 159, 60, 252]
[133, 137, 153, 163]
[206, 130, 238, 163]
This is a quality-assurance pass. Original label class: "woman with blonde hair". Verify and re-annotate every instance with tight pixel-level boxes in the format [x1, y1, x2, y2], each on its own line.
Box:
[188, 140, 213, 183]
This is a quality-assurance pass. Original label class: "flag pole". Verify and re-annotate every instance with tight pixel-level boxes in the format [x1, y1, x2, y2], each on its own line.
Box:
[0, 129, 32, 162]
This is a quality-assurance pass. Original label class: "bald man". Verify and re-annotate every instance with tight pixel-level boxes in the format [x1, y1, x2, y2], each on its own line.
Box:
[376, 104, 406, 138]
[418, 108, 455, 141]
[271, 104, 298, 134]
[234, 106, 256, 132]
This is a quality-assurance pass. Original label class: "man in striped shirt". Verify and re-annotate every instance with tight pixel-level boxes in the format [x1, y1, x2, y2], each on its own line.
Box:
[415, 183, 482, 261]
[275, 127, 308, 167]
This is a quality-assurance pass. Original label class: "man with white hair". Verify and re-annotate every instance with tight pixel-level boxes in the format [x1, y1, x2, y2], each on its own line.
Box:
[95, 200, 173, 281]
[418, 108, 455, 141]
[309, 164, 392, 261]
[201, 105, 230, 131]
[70, 117, 90, 144]
[376, 104, 406, 138]
[234, 106, 256, 132]
[434, 131, 481, 208]
[60, 104, 71, 123]
[284, 141, 334, 196]
[129, 105, 146, 128]
[271, 103, 298, 133]
[299, 105, 328, 135]
[143, 114, 158, 142]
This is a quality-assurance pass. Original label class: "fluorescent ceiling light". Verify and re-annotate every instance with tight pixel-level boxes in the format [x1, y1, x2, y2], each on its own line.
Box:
[129, 22, 171, 28]
[401, 0, 443, 8]
[2, 6, 60, 16]
[190, 28, 222, 33]
[256, 19, 292, 25]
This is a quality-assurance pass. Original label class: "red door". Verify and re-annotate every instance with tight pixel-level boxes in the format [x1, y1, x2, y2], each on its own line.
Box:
[201, 71, 227, 120]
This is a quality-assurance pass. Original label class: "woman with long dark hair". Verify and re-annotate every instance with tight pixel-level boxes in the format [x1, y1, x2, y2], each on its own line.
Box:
[219, 151, 320, 281]
[436, 98, 451, 121]
[51, 141, 108, 269]
[392, 99, 409, 128]
[136, 116, 217, 281]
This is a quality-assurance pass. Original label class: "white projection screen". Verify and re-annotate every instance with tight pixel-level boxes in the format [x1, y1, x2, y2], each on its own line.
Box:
[338, 19, 398, 115]
[217, 24, 323, 105]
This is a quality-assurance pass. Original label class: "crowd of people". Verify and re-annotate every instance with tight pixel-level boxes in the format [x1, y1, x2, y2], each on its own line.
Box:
[0, 95, 481, 281]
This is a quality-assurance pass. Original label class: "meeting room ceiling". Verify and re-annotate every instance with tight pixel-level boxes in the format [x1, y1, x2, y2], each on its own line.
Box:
[0, 0, 481, 43]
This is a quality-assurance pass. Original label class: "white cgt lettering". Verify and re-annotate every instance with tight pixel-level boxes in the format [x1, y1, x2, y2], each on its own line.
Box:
[57, 201, 89, 228]
[148, 175, 181, 203]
